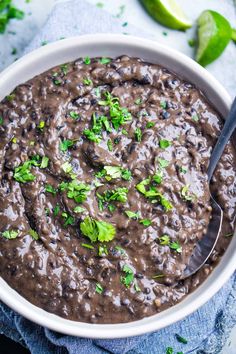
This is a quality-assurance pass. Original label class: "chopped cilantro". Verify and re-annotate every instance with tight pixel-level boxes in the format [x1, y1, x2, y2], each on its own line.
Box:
[122, 22, 128, 27]
[11, 137, 17, 143]
[146, 121, 155, 128]
[11, 47, 17, 55]
[107, 138, 113, 151]
[74, 206, 86, 213]
[99, 57, 111, 64]
[60, 64, 68, 75]
[192, 113, 199, 122]
[69, 111, 80, 120]
[115, 4, 125, 18]
[175, 334, 188, 344]
[115, 245, 126, 256]
[61, 161, 73, 174]
[29, 229, 39, 240]
[60, 139, 75, 152]
[83, 113, 111, 143]
[134, 283, 141, 292]
[80, 216, 116, 243]
[98, 92, 132, 130]
[188, 38, 196, 47]
[59, 180, 90, 203]
[159, 235, 170, 245]
[97, 187, 128, 211]
[135, 127, 142, 142]
[83, 77, 92, 85]
[157, 158, 169, 168]
[166, 348, 173, 354]
[83, 56, 91, 65]
[121, 264, 134, 288]
[125, 210, 140, 219]
[14, 156, 48, 183]
[134, 98, 142, 105]
[0, 1, 24, 34]
[98, 244, 108, 256]
[139, 219, 151, 227]
[95, 283, 103, 294]
[180, 166, 187, 174]
[2, 229, 18, 239]
[53, 204, 60, 216]
[96, 165, 132, 181]
[181, 184, 194, 201]
[45, 184, 57, 196]
[37, 121, 45, 130]
[53, 79, 62, 86]
[136, 178, 150, 195]
[136, 180, 173, 211]
[62, 212, 74, 226]
[160, 100, 167, 109]
[41, 40, 48, 46]
[81, 243, 94, 250]
[96, 2, 104, 8]
[0, 116, 3, 125]
[170, 241, 182, 253]
[159, 139, 171, 149]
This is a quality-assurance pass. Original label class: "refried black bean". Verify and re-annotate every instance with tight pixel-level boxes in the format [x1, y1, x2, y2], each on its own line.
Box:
[0, 56, 235, 324]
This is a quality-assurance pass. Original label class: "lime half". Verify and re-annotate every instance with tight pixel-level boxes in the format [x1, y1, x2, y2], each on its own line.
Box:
[196, 10, 232, 67]
[141, 0, 192, 31]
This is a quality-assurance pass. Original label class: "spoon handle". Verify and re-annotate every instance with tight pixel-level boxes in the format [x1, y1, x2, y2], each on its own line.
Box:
[208, 96, 236, 180]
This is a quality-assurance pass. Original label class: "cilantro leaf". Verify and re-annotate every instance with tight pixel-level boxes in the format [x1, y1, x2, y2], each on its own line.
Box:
[2, 229, 18, 239]
[96, 166, 132, 182]
[125, 210, 140, 219]
[83, 56, 91, 65]
[170, 241, 182, 253]
[60, 139, 75, 152]
[121, 265, 134, 288]
[29, 229, 39, 240]
[175, 334, 188, 344]
[135, 127, 142, 142]
[45, 184, 57, 196]
[99, 57, 111, 64]
[59, 180, 90, 203]
[159, 139, 171, 149]
[95, 283, 103, 294]
[80, 216, 116, 243]
[69, 111, 80, 120]
[139, 219, 152, 227]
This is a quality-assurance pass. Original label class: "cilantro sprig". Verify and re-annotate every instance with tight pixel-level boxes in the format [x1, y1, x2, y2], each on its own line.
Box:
[14, 155, 49, 183]
[121, 264, 134, 288]
[80, 216, 116, 243]
[1, 229, 18, 239]
[59, 180, 90, 204]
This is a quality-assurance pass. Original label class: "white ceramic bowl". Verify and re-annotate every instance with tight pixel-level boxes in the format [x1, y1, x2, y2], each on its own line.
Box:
[0, 34, 235, 339]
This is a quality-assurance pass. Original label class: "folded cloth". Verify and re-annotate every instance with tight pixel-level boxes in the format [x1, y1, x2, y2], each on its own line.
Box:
[1, 1, 236, 353]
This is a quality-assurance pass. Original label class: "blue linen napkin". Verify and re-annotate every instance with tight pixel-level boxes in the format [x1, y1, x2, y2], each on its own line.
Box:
[1, 1, 236, 353]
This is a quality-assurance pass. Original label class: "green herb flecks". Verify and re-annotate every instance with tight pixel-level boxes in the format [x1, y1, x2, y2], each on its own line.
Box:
[98, 91, 132, 130]
[83, 113, 111, 143]
[139, 219, 152, 227]
[97, 187, 128, 211]
[81, 243, 94, 250]
[69, 111, 80, 120]
[121, 264, 134, 288]
[62, 212, 75, 226]
[29, 229, 39, 240]
[159, 235, 182, 253]
[175, 333, 188, 344]
[83, 77, 92, 86]
[159, 139, 172, 149]
[80, 216, 116, 243]
[96, 165, 132, 182]
[74, 206, 86, 213]
[45, 184, 57, 196]
[99, 57, 111, 64]
[1, 229, 19, 239]
[95, 282, 103, 294]
[83, 56, 91, 65]
[136, 180, 173, 211]
[0, 1, 24, 34]
[135, 127, 142, 142]
[181, 184, 195, 202]
[125, 210, 141, 220]
[59, 180, 90, 204]
[160, 100, 167, 109]
[14, 155, 49, 183]
[98, 244, 108, 256]
[60, 139, 76, 152]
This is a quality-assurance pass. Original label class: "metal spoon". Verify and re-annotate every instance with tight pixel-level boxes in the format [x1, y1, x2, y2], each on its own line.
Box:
[182, 97, 236, 279]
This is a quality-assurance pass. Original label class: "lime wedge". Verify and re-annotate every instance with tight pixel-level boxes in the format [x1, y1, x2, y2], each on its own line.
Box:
[141, 0, 192, 31]
[232, 28, 236, 43]
[196, 10, 232, 67]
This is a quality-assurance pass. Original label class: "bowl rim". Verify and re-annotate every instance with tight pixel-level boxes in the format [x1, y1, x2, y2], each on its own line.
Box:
[0, 33, 234, 339]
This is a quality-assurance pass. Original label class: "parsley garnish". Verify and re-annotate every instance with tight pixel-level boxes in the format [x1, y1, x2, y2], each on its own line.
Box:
[61, 161, 73, 174]
[134, 98, 142, 105]
[1, 229, 18, 239]
[146, 122, 155, 128]
[40, 156, 49, 168]
[53, 79, 62, 86]
[159, 139, 171, 149]
[135, 127, 142, 142]
[37, 121, 45, 130]
[159, 235, 182, 253]
[170, 241, 182, 253]
[53, 204, 60, 216]
[60, 64, 68, 75]
[158, 158, 169, 168]
[180, 166, 187, 174]
[107, 139, 113, 151]
[166, 348, 173, 354]
[60, 139, 75, 152]
[95, 283, 103, 294]
[160, 235, 170, 245]
[80, 216, 116, 243]
[121, 265, 134, 288]
[136, 180, 173, 211]
[98, 92, 132, 130]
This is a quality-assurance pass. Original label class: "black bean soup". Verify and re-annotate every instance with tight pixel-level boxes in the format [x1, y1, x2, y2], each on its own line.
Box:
[0, 56, 235, 324]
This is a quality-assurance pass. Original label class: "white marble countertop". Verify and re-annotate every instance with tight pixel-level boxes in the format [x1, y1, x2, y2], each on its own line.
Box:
[0, 0, 236, 352]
